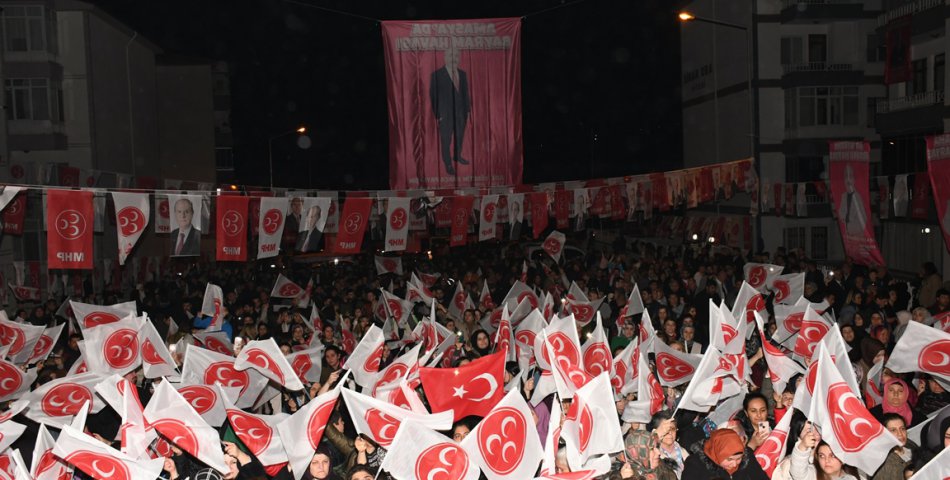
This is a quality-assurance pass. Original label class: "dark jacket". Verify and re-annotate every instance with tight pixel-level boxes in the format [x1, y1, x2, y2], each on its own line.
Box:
[681, 447, 769, 480]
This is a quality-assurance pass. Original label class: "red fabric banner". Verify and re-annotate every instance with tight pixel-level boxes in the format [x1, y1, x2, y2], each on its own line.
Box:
[926, 134, 950, 253]
[650, 173, 669, 212]
[450, 195, 473, 246]
[334, 197, 373, 254]
[58, 165, 80, 187]
[610, 184, 626, 220]
[216, 196, 249, 262]
[2, 192, 26, 235]
[554, 190, 572, 229]
[46, 190, 94, 269]
[528, 192, 548, 239]
[911, 172, 932, 220]
[382, 18, 523, 189]
[828, 141, 885, 266]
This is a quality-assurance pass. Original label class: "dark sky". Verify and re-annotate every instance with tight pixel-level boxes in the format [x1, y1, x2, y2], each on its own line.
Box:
[93, 0, 682, 190]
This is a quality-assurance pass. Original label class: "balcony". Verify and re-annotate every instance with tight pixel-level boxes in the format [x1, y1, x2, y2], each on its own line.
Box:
[876, 90, 945, 113]
[780, 62, 863, 87]
[780, 0, 871, 23]
[782, 63, 855, 74]
[878, 0, 944, 26]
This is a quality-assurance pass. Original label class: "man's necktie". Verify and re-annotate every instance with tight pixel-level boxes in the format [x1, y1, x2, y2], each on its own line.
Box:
[175, 233, 185, 255]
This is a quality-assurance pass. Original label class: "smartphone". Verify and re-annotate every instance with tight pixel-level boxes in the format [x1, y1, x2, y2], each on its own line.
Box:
[758, 421, 771, 435]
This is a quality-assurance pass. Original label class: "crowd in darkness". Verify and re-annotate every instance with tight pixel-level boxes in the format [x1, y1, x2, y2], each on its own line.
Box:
[6, 235, 950, 480]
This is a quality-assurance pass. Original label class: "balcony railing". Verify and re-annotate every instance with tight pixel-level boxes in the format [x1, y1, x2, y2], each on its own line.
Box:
[782, 0, 854, 8]
[878, 0, 944, 26]
[876, 90, 945, 113]
[782, 62, 855, 74]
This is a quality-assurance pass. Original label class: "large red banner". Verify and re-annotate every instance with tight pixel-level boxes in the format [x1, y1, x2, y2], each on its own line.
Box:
[47, 190, 94, 269]
[334, 197, 373, 254]
[450, 195, 473, 246]
[926, 134, 950, 253]
[216, 196, 249, 262]
[828, 141, 885, 266]
[2, 192, 26, 235]
[382, 18, 523, 189]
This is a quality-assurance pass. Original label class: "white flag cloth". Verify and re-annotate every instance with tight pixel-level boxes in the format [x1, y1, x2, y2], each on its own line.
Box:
[611, 340, 637, 395]
[743, 263, 782, 293]
[0, 420, 24, 452]
[111, 192, 150, 266]
[709, 299, 742, 355]
[53, 425, 164, 480]
[539, 314, 590, 399]
[792, 305, 833, 359]
[194, 330, 235, 356]
[494, 312, 517, 363]
[733, 282, 766, 339]
[770, 272, 805, 305]
[180, 346, 268, 409]
[380, 418, 481, 480]
[375, 255, 404, 275]
[342, 324, 385, 387]
[865, 358, 884, 408]
[234, 338, 305, 391]
[140, 320, 178, 378]
[653, 336, 702, 387]
[542, 230, 566, 262]
[286, 345, 325, 384]
[908, 440, 950, 479]
[69, 300, 137, 330]
[26, 323, 64, 364]
[257, 197, 289, 259]
[82, 314, 144, 376]
[479, 195, 499, 242]
[222, 393, 289, 467]
[753, 398, 793, 477]
[502, 280, 539, 313]
[581, 314, 612, 378]
[277, 385, 341, 480]
[807, 343, 899, 474]
[887, 321, 950, 385]
[144, 380, 228, 472]
[270, 274, 304, 299]
[448, 281, 471, 321]
[562, 374, 624, 470]
[0, 316, 44, 364]
[820, 324, 862, 398]
[479, 281, 495, 310]
[459, 386, 542, 480]
[200, 283, 225, 331]
[384, 197, 411, 252]
[621, 284, 645, 319]
[622, 345, 666, 423]
[32, 423, 72, 480]
[175, 384, 240, 428]
[754, 312, 804, 394]
[342, 387, 453, 448]
[0, 186, 25, 213]
[370, 344, 421, 398]
[21, 372, 109, 427]
[0, 358, 36, 402]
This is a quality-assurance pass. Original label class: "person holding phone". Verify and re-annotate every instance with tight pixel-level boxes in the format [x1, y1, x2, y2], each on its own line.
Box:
[741, 392, 773, 450]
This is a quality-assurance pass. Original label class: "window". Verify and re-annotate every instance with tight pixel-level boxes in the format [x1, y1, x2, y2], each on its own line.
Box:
[935, 54, 945, 93]
[786, 157, 824, 183]
[911, 58, 928, 95]
[867, 97, 879, 128]
[1, 5, 56, 53]
[811, 226, 828, 260]
[808, 34, 827, 64]
[866, 34, 885, 62]
[4, 78, 60, 121]
[793, 87, 859, 127]
[784, 89, 797, 129]
[785, 227, 806, 251]
[781, 37, 804, 65]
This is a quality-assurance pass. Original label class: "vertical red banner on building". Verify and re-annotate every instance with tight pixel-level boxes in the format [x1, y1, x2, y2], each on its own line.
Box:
[554, 190, 572, 229]
[650, 173, 669, 212]
[450, 195, 473, 246]
[910, 172, 932, 220]
[382, 18, 523, 189]
[528, 192, 548, 239]
[47, 190, 94, 269]
[926, 134, 950, 253]
[2, 192, 27, 235]
[610, 184, 626, 220]
[216, 196, 249, 262]
[828, 141, 885, 266]
[334, 197, 373, 254]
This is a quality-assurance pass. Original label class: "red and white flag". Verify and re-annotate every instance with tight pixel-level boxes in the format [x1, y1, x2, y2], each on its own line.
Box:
[502, 280, 539, 312]
[375, 255, 404, 275]
[144, 380, 228, 472]
[653, 336, 702, 387]
[47, 189, 94, 269]
[217, 195, 249, 262]
[581, 314, 611, 378]
[8, 283, 40, 302]
[753, 400, 793, 477]
[0, 186, 25, 214]
[793, 305, 832, 359]
[709, 300, 742, 355]
[610, 340, 637, 395]
[0, 420, 24, 454]
[479, 281, 495, 310]
[235, 338, 306, 391]
[864, 358, 884, 408]
[380, 418, 481, 480]
[542, 230, 566, 262]
[0, 316, 44, 364]
[370, 344, 421, 398]
[53, 424, 163, 480]
[277, 385, 341, 480]
[32, 423, 72, 480]
[479, 195, 499, 242]
[287, 343, 324, 382]
[562, 374, 624, 470]
[623, 345, 666, 424]
[334, 197, 373, 253]
[770, 272, 804, 305]
[82, 315, 143, 376]
[819, 323, 863, 398]
[342, 324, 385, 387]
[733, 282, 766, 338]
[200, 283, 225, 331]
[119, 378, 154, 460]
[459, 386, 544, 480]
[887, 321, 950, 385]
[23, 372, 109, 427]
[257, 197, 289, 259]
[222, 393, 289, 467]
[407, 276, 435, 305]
[0, 358, 36, 402]
[539, 314, 591, 398]
[743, 263, 781, 293]
[385, 197, 411, 251]
[494, 309, 517, 363]
[140, 320, 177, 379]
[419, 350, 506, 421]
[270, 274, 304, 299]
[194, 329, 234, 356]
[176, 384, 241, 429]
[26, 323, 63, 365]
[450, 196, 474, 247]
[448, 281, 473, 320]
[341, 387, 453, 448]
[807, 343, 898, 474]
[754, 312, 804, 394]
[619, 284, 645, 323]
[674, 346, 740, 414]
[111, 192, 150, 266]
[69, 299, 136, 330]
[907, 446, 950, 479]
[565, 297, 602, 328]
[181, 346, 268, 410]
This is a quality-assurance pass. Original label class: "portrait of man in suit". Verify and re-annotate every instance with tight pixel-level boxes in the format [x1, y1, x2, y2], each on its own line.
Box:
[838, 164, 867, 236]
[430, 46, 471, 175]
[297, 204, 324, 253]
[509, 196, 523, 240]
[170, 197, 201, 256]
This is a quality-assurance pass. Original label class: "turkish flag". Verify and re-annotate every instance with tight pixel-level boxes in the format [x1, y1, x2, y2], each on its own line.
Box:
[277, 386, 340, 480]
[528, 192, 548, 239]
[53, 425, 164, 480]
[380, 419, 481, 480]
[334, 197, 373, 254]
[1, 189, 27, 235]
[143, 380, 229, 473]
[217, 195, 249, 262]
[47, 190, 94, 269]
[887, 321, 950, 385]
[450, 195, 474, 247]
[459, 387, 543, 480]
[419, 350, 506, 421]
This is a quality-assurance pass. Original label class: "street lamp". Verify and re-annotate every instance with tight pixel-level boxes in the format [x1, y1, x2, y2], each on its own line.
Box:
[268, 126, 309, 189]
[678, 10, 761, 251]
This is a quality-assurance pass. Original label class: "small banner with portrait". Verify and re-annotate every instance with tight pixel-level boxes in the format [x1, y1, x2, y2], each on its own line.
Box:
[828, 141, 885, 266]
[167, 194, 205, 257]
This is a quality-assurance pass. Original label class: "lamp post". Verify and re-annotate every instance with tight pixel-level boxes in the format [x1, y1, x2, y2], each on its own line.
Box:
[679, 10, 761, 251]
[268, 126, 308, 189]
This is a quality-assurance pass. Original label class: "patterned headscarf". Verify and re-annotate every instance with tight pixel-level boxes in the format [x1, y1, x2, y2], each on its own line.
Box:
[624, 429, 658, 480]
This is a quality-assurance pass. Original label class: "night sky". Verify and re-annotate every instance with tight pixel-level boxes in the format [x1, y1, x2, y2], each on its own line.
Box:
[92, 0, 682, 190]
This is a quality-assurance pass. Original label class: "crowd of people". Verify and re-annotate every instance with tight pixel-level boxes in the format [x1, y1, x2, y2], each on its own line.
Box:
[4, 236, 950, 480]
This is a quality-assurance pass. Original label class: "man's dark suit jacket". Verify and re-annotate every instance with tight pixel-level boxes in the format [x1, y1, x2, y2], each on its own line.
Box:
[170, 227, 201, 256]
[296, 228, 323, 253]
[429, 67, 470, 121]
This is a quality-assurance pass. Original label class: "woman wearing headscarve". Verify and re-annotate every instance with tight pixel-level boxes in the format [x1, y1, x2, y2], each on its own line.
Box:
[681, 429, 768, 480]
[621, 429, 678, 480]
[869, 378, 927, 427]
